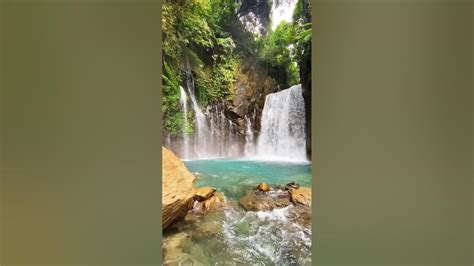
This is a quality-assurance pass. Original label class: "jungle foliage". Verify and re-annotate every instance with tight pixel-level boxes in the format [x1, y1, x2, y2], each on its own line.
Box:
[162, 0, 311, 135]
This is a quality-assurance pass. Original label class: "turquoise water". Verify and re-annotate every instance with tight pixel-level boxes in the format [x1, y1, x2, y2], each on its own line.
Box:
[184, 159, 312, 199]
[164, 159, 312, 265]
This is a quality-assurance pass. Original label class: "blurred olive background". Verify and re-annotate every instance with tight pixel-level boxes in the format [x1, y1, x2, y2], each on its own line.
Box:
[1, 0, 472, 265]
[313, 1, 473, 265]
[1, 0, 162, 264]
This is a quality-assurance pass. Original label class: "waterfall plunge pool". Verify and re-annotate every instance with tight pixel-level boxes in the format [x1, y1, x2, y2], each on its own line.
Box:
[163, 159, 312, 265]
[185, 159, 311, 200]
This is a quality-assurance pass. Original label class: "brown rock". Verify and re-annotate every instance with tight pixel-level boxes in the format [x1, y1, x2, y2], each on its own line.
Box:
[257, 182, 270, 192]
[203, 192, 225, 210]
[193, 192, 225, 213]
[240, 193, 272, 211]
[194, 187, 216, 202]
[163, 232, 192, 264]
[215, 191, 225, 201]
[162, 147, 196, 230]
[239, 189, 291, 211]
[285, 182, 300, 190]
[228, 58, 278, 134]
[287, 204, 312, 227]
[194, 211, 223, 237]
[289, 187, 312, 207]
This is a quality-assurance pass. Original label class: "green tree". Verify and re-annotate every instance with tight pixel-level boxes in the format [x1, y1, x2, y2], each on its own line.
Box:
[258, 22, 300, 88]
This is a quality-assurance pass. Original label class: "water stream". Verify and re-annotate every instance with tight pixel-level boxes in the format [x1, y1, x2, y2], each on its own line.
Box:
[256, 84, 307, 161]
[179, 86, 190, 159]
[173, 73, 307, 162]
[166, 81, 310, 264]
[174, 63, 243, 159]
[163, 160, 312, 265]
[244, 115, 255, 157]
[164, 0, 310, 263]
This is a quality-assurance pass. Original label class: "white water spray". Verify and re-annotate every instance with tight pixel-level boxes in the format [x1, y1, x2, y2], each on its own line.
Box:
[179, 61, 244, 159]
[256, 84, 307, 161]
[185, 62, 209, 158]
[179, 86, 190, 159]
[244, 115, 256, 157]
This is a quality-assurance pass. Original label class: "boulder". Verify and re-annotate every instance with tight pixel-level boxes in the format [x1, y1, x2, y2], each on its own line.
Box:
[289, 187, 312, 207]
[239, 188, 291, 211]
[257, 182, 270, 192]
[194, 187, 216, 202]
[193, 192, 225, 213]
[203, 191, 225, 210]
[285, 182, 300, 190]
[239, 192, 273, 211]
[162, 147, 196, 230]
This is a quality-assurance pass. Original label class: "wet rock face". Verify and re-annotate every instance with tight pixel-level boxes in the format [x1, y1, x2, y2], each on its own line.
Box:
[194, 187, 216, 202]
[284, 182, 300, 190]
[225, 59, 278, 139]
[163, 231, 192, 264]
[239, 183, 312, 212]
[289, 187, 312, 207]
[257, 182, 270, 192]
[239, 187, 292, 211]
[162, 147, 196, 230]
[192, 191, 225, 214]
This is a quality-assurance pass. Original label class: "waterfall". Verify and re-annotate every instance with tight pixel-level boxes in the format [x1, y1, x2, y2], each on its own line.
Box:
[220, 109, 227, 157]
[180, 61, 242, 159]
[179, 86, 190, 159]
[227, 120, 235, 157]
[209, 106, 216, 156]
[256, 84, 307, 161]
[244, 115, 255, 157]
[185, 62, 209, 158]
[172, 79, 307, 161]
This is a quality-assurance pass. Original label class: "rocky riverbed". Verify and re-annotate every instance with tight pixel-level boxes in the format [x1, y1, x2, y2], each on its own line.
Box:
[162, 147, 312, 265]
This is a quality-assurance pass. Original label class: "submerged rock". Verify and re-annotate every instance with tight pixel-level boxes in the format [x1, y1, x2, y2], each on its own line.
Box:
[162, 147, 196, 230]
[289, 187, 312, 207]
[188, 245, 210, 265]
[239, 183, 312, 218]
[163, 231, 192, 264]
[287, 203, 312, 227]
[193, 210, 224, 237]
[194, 187, 216, 202]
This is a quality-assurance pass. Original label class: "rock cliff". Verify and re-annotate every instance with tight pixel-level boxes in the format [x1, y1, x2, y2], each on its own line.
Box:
[162, 147, 196, 230]
[225, 58, 278, 139]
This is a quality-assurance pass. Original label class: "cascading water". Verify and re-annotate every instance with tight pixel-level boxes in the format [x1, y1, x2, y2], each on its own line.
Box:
[219, 109, 227, 156]
[179, 86, 190, 159]
[226, 120, 240, 158]
[244, 115, 255, 157]
[175, 60, 307, 161]
[177, 61, 244, 159]
[185, 64, 209, 159]
[256, 84, 307, 161]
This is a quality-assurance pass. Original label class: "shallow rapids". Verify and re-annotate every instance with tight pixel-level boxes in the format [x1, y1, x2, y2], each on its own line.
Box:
[163, 160, 312, 265]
